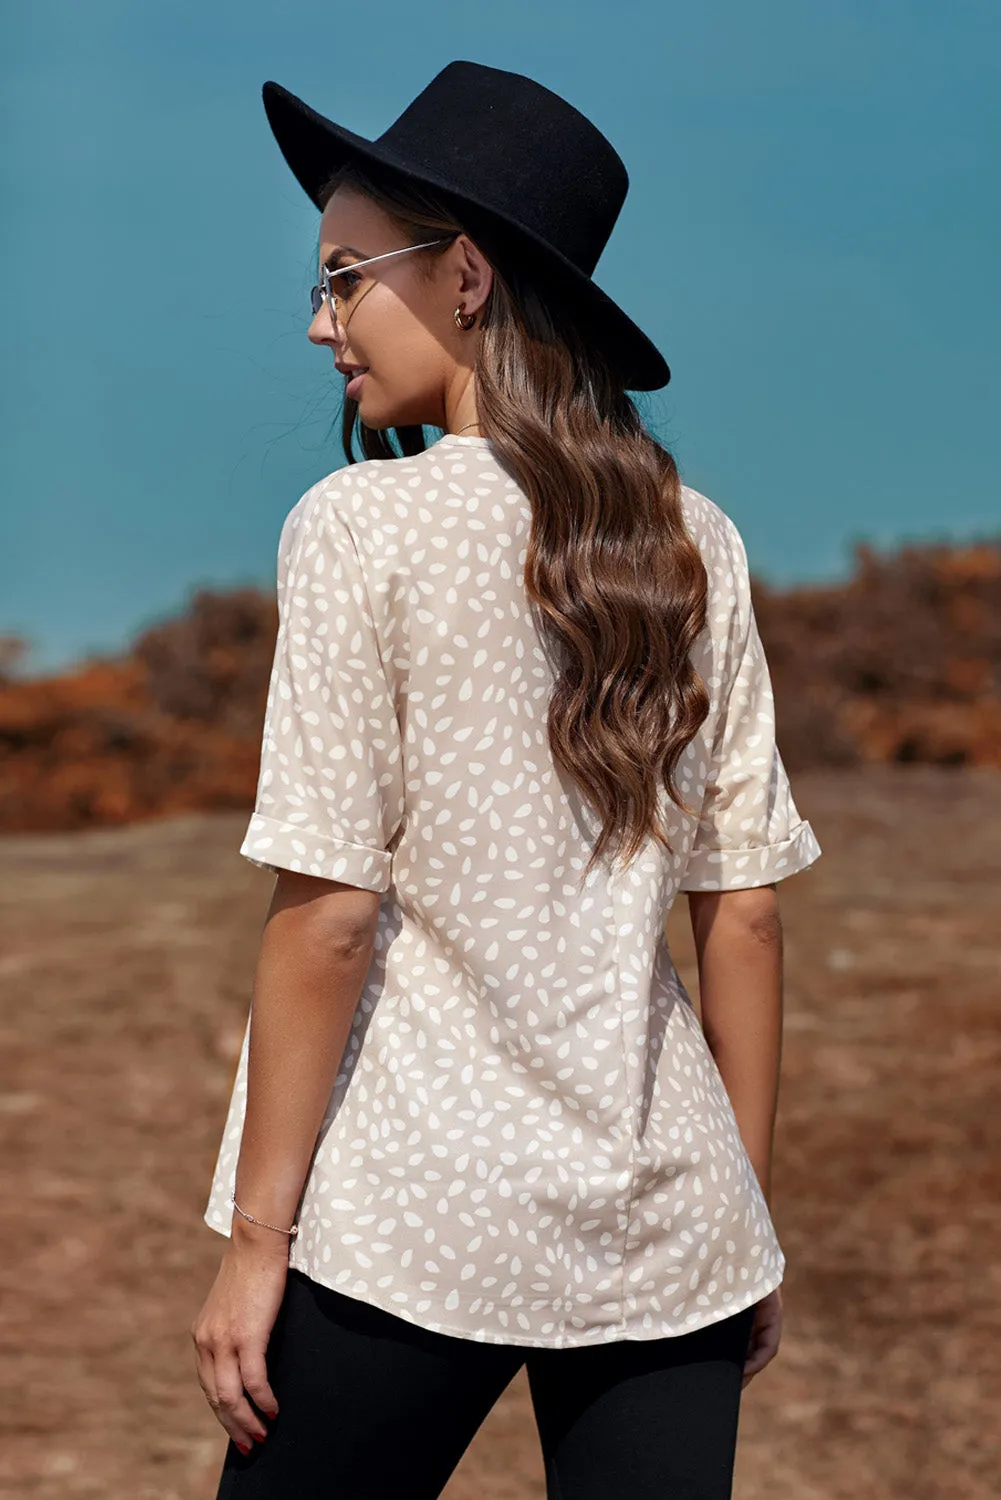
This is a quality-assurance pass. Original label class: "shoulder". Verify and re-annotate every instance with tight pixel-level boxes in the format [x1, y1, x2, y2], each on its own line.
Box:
[284, 448, 439, 547]
[274, 452, 410, 554]
[678, 484, 754, 632]
[678, 485, 756, 665]
[678, 484, 749, 577]
[285, 454, 393, 526]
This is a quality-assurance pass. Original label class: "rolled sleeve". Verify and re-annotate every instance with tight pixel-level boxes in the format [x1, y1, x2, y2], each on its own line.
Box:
[239, 479, 406, 893]
[679, 520, 821, 893]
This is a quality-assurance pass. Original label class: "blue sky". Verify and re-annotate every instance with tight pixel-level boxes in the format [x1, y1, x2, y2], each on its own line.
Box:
[2, 0, 997, 674]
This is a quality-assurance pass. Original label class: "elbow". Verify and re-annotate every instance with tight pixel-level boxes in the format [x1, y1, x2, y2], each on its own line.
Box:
[743, 893, 784, 948]
[688, 884, 783, 947]
[269, 870, 382, 953]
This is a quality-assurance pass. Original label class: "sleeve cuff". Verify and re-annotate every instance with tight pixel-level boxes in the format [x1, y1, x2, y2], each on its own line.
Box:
[239, 814, 393, 893]
[678, 819, 822, 892]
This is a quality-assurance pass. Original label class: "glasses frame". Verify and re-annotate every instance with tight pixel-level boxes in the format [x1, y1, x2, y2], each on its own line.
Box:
[310, 237, 453, 328]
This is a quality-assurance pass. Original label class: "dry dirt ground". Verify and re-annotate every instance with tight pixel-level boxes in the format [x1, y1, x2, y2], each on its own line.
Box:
[1, 765, 998, 1499]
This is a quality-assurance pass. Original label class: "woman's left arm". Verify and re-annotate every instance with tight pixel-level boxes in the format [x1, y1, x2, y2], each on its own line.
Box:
[191, 871, 380, 1455]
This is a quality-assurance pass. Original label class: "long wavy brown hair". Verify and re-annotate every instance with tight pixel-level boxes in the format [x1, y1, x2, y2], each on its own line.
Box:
[319, 161, 710, 886]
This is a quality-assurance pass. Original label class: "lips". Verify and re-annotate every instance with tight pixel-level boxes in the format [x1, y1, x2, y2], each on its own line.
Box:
[345, 369, 368, 399]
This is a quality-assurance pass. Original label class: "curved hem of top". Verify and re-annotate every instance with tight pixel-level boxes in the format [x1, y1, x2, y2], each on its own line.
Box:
[286, 1258, 785, 1350]
[203, 1213, 782, 1349]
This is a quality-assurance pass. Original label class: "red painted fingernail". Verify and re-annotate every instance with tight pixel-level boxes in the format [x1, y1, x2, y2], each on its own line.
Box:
[236, 1441, 251, 1455]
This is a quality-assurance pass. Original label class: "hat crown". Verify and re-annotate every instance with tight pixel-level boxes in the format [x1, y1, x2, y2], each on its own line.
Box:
[373, 62, 629, 277]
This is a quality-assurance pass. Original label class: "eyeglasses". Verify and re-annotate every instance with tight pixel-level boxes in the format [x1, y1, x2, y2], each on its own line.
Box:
[309, 238, 452, 328]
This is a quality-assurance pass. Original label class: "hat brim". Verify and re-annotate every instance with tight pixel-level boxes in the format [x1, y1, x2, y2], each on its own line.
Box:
[262, 81, 670, 391]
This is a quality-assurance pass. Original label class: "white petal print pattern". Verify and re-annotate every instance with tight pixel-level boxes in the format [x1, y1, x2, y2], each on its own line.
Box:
[678, 507, 821, 891]
[238, 487, 405, 891]
[204, 432, 822, 1349]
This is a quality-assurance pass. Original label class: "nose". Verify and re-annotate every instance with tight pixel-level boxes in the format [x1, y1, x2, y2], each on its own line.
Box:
[308, 305, 337, 347]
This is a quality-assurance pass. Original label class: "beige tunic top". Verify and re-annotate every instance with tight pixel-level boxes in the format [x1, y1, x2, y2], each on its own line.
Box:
[203, 431, 822, 1348]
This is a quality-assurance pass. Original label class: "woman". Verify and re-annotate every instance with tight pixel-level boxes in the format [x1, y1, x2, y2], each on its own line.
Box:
[192, 61, 822, 1499]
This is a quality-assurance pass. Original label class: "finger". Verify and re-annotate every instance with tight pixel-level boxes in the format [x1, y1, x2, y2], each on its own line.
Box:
[239, 1345, 280, 1423]
[194, 1335, 246, 1446]
[743, 1328, 779, 1378]
[192, 1327, 220, 1411]
[743, 1346, 770, 1377]
[213, 1344, 265, 1448]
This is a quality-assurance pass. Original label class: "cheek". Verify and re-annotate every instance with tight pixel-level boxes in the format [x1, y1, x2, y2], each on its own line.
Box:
[369, 301, 445, 383]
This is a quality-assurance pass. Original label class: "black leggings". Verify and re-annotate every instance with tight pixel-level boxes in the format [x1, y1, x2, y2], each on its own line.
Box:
[216, 1267, 756, 1499]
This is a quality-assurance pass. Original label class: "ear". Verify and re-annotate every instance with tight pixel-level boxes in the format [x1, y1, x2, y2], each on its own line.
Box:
[455, 235, 494, 313]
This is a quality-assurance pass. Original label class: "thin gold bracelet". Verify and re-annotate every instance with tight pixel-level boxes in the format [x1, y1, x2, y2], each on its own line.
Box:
[231, 1196, 299, 1239]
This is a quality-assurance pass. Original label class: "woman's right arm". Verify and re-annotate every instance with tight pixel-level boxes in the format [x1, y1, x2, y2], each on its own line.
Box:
[686, 885, 785, 1206]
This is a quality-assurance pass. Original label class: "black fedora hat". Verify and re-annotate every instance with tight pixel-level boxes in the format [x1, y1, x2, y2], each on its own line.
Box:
[261, 62, 671, 392]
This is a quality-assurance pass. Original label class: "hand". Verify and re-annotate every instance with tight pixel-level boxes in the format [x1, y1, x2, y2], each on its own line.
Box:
[742, 1285, 783, 1388]
[191, 1228, 290, 1453]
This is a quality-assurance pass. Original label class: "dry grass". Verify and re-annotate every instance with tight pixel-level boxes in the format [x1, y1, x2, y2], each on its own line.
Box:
[1, 765, 998, 1498]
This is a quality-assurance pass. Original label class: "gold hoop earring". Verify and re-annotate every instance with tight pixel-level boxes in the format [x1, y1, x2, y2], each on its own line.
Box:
[454, 306, 476, 330]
